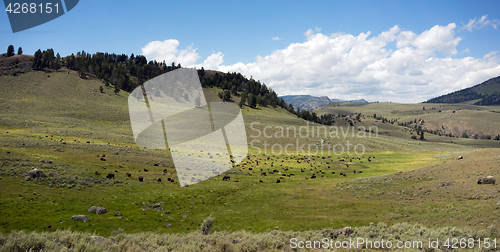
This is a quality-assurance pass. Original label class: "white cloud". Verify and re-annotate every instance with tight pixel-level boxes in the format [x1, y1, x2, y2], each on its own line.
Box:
[213, 24, 500, 103]
[141, 39, 200, 66]
[142, 22, 500, 103]
[196, 52, 224, 70]
[272, 36, 280, 41]
[461, 15, 500, 32]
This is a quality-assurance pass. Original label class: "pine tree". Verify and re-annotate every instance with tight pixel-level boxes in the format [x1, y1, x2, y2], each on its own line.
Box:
[248, 94, 257, 108]
[17, 47, 22, 55]
[6, 45, 14, 57]
[32, 49, 43, 69]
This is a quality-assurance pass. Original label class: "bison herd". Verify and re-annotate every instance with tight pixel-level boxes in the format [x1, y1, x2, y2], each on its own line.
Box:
[218, 154, 374, 183]
[92, 153, 177, 184]
[93, 152, 373, 185]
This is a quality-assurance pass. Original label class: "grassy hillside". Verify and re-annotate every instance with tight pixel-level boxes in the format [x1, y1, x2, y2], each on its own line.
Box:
[1, 68, 499, 246]
[315, 102, 500, 144]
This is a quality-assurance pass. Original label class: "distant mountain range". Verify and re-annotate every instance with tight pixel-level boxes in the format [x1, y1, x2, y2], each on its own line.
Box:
[425, 75, 500, 105]
[280, 95, 367, 111]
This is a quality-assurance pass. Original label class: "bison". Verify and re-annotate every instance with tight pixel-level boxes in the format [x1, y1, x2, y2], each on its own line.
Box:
[222, 175, 230, 181]
[106, 173, 114, 179]
[95, 171, 100, 175]
[138, 176, 144, 182]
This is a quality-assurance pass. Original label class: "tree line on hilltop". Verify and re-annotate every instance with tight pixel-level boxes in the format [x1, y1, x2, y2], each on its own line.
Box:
[27, 48, 331, 124]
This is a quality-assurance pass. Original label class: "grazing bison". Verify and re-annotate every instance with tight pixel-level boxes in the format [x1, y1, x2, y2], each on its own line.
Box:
[157, 178, 162, 182]
[311, 175, 316, 179]
[259, 180, 263, 182]
[167, 178, 172, 182]
[144, 169, 149, 172]
[100, 158, 106, 161]
[95, 171, 100, 175]
[125, 173, 131, 177]
[106, 173, 115, 179]
[276, 179, 281, 183]
[222, 175, 230, 181]
[138, 176, 144, 182]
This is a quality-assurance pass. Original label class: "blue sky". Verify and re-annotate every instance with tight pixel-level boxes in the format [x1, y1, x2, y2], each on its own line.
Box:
[1, 0, 500, 102]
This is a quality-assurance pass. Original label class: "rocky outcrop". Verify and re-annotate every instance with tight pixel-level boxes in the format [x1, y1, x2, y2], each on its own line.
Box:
[71, 215, 89, 222]
[88, 206, 107, 214]
[26, 169, 46, 178]
[477, 176, 495, 185]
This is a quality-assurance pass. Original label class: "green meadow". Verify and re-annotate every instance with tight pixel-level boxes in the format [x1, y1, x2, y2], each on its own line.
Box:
[1, 70, 500, 251]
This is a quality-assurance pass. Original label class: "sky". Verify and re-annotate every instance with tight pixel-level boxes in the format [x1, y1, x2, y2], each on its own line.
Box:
[1, 0, 500, 103]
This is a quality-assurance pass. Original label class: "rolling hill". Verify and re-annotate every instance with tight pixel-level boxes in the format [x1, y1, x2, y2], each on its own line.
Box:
[1, 52, 500, 249]
[424, 75, 500, 105]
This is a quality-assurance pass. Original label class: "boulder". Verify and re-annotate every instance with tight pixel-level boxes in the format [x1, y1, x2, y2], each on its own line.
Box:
[457, 156, 463, 160]
[331, 226, 354, 238]
[477, 176, 495, 185]
[440, 181, 452, 187]
[26, 169, 46, 178]
[48, 172, 60, 177]
[88, 206, 107, 214]
[39, 159, 52, 164]
[71, 215, 89, 222]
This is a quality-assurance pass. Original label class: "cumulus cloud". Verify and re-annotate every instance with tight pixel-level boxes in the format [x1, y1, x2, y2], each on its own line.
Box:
[461, 15, 500, 32]
[272, 36, 281, 41]
[142, 22, 500, 103]
[196, 52, 224, 70]
[141, 39, 200, 66]
[211, 23, 500, 103]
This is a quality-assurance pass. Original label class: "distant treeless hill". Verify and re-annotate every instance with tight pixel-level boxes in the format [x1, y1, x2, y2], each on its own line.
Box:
[280, 95, 367, 111]
[425, 75, 500, 105]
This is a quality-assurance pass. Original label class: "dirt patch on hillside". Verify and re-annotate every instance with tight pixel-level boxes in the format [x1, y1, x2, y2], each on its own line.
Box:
[0, 54, 33, 75]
